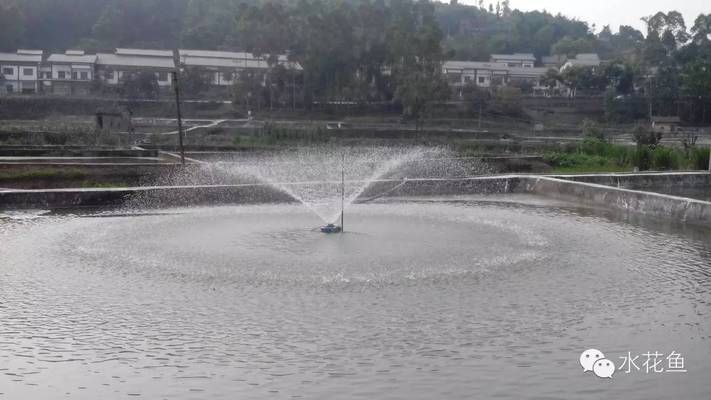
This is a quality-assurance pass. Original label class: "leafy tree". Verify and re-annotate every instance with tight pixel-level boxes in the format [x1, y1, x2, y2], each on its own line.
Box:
[0, 0, 25, 51]
[389, 0, 450, 126]
[92, 0, 187, 48]
[181, 0, 240, 48]
[642, 30, 667, 66]
[552, 36, 595, 57]
[633, 123, 662, 147]
[120, 71, 160, 99]
[691, 14, 711, 45]
[461, 83, 489, 116]
[581, 118, 604, 140]
[642, 11, 688, 44]
[180, 65, 211, 98]
[492, 86, 522, 115]
[233, 70, 267, 111]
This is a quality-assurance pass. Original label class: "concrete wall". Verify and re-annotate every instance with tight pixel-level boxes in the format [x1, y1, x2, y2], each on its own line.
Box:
[522, 176, 711, 225]
[552, 171, 711, 190]
[1, 172, 709, 227]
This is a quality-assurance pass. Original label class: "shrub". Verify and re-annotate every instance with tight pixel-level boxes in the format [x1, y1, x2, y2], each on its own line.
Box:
[581, 119, 605, 140]
[633, 124, 661, 147]
[44, 132, 69, 145]
[690, 147, 710, 170]
[631, 147, 652, 170]
[579, 137, 610, 157]
[651, 147, 681, 170]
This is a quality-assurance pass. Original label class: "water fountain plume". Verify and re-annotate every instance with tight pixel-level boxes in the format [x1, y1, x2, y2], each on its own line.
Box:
[209, 146, 489, 224]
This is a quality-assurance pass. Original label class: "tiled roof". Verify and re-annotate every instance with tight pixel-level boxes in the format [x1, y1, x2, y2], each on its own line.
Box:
[179, 50, 301, 70]
[443, 61, 509, 70]
[96, 53, 175, 69]
[507, 67, 549, 77]
[115, 48, 174, 58]
[179, 49, 253, 59]
[47, 53, 98, 64]
[491, 53, 536, 61]
[17, 49, 43, 56]
[0, 52, 42, 63]
[575, 53, 600, 61]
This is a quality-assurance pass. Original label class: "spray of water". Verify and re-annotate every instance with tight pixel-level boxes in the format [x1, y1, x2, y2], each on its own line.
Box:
[209, 146, 490, 223]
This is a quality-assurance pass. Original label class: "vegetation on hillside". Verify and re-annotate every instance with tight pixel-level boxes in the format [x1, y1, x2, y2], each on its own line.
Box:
[0, 1, 710, 124]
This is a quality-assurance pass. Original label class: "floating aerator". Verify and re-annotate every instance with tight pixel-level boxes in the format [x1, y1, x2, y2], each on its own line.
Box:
[320, 224, 342, 234]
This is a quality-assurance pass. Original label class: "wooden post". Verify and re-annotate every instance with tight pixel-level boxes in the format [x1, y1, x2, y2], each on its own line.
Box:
[172, 71, 186, 166]
[341, 152, 345, 232]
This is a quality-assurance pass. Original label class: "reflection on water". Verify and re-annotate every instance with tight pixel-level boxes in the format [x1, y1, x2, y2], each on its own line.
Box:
[1, 198, 710, 399]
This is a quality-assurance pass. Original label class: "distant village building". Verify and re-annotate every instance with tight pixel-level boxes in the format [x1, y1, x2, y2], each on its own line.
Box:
[442, 58, 548, 96]
[45, 50, 98, 96]
[0, 46, 601, 100]
[560, 53, 601, 71]
[177, 49, 302, 88]
[507, 66, 550, 93]
[96, 48, 176, 89]
[651, 116, 681, 134]
[0, 47, 303, 98]
[541, 55, 567, 69]
[0, 50, 43, 94]
[443, 61, 509, 92]
[490, 53, 535, 68]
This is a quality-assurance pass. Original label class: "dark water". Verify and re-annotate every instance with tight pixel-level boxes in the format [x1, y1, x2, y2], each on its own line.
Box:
[1, 196, 710, 399]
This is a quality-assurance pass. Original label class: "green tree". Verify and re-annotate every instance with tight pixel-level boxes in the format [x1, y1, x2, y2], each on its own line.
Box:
[180, 65, 211, 98]
[120, 71, 160, 99]
[552, 36, 596, 57]
[389, 0, 450, 126]
[691, 14, 711, 45]
[0, 0, 25, 51]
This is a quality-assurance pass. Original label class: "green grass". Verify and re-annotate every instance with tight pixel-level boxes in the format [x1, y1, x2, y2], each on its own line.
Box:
[79, 181, 130, 188]
[543, 138, 710, 173]
[0, 168, 86, 181]
[549, 165, 633, 174]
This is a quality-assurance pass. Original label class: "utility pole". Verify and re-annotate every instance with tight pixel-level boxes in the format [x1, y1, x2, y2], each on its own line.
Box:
[341, 151, 345, 233]
[172, 71, 186, 166]
[648, 75, 654, 123]
[478, 103, 482, 129]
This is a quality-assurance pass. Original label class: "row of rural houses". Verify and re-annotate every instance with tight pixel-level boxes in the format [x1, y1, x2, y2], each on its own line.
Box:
[442, 53, 601, 97]
[0, 48, 600, 98]
[0, 48, 300, 96]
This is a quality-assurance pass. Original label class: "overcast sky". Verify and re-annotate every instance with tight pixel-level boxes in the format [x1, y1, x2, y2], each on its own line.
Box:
[462, 0, 707, 33]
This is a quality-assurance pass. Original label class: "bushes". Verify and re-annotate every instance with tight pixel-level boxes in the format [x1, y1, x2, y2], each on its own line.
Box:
[690, 147, 710, 170]
[544, 136, 710, 172]
[631, 147, 652, 171]
[650, 147, 682, 170]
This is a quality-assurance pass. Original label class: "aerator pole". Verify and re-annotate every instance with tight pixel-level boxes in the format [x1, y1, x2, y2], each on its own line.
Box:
[341, 152, 345, 233]
[172, 70, 186, 166]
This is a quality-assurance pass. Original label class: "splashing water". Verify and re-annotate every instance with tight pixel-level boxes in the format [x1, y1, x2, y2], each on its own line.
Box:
[210, 146, 489, 224]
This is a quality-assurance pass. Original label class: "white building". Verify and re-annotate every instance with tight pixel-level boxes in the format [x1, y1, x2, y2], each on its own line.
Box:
[541, 55, 567, 69]
[96, 48, 176, 88]
[178, 49, 302, 87]
[490, 53, 535, 68]
[443, 61, 509, 91]
[560, 53, 601, 71]
[443, 60, 549, 96]
[0, 50, 43, 94]
[45, 50, 98, 95]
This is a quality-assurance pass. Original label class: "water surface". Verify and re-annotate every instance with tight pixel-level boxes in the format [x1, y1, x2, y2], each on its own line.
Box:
[1, 196, 710, 399]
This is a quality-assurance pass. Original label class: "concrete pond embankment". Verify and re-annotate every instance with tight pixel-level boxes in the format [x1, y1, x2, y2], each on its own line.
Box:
[1, 172, 710, 227]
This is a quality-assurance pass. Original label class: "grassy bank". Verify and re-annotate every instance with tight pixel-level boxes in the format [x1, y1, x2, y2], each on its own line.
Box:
[543, 138, 710, 173]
